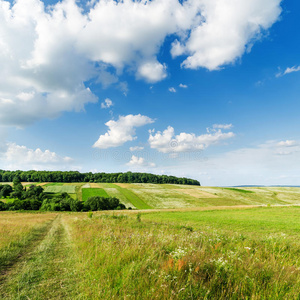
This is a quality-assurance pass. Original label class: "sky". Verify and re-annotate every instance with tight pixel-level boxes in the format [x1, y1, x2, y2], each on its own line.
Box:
[0, 0, 299, 186]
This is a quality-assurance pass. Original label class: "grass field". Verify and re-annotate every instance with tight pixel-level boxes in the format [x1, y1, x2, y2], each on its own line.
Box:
[81, 188, 109, 201]
[2, 182, 300, 209]
[0, 207, 299, 299]
[44, 184, 77, 194]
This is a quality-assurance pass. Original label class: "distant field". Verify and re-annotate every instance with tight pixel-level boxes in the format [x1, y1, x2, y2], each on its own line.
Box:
[85, 184, 300, 208]
[2, 182, 300, 209]
[44, 184, 77, 194]
[82, 188, 109, 201]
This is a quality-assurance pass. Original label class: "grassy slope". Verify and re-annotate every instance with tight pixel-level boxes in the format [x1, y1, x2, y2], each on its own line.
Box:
[81, 188, 109, 201]
[3, 182, 300, 208]
[68, 207, 300, 299]
[1, 207, 299, 299]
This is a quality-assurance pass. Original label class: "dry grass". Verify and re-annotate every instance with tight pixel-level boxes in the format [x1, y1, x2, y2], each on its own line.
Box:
[0, 212, 55, 250]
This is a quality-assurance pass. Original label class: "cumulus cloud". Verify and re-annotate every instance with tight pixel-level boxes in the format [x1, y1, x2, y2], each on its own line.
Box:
[127, 155, 155, 168]
[101, 98, 113, 109]
[168, 87, 176, 93]
[213, 123, 233, 130]
[148, 126, 235, 153]
[130, 146, 144, 151]
[93, 114, 154, 149]
[171, 0, 282, 70]
[1, 143, 73, 170]
[137, 61, 167, 83]
[0, 0, 282, 126]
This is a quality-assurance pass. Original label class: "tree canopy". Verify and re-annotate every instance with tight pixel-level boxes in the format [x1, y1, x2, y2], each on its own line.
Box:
[0, 170, 200, 186]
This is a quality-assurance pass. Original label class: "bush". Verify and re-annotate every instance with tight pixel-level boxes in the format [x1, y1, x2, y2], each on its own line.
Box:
[0, 201, 8, 211]
[84, 196, 125, 211]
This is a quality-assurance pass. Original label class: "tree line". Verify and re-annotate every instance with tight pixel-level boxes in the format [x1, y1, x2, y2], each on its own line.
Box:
[0, 170, 200, 186]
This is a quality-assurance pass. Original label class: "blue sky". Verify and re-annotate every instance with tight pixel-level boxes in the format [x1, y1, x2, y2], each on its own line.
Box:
[0, 0, 299, 186]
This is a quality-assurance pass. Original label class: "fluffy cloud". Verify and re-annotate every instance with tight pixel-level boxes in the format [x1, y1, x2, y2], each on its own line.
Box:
[127, 155, 155, 168]
[137, 61, 167, 83]
[168, 87, 176, 93]
[1, 143, 73, 170]
[148, 126, 235, 153]
[0, 0, 282, 126]
[93, 114, 154, 149]
[171, 0, 282, 70]
[101, 98, 113, 109]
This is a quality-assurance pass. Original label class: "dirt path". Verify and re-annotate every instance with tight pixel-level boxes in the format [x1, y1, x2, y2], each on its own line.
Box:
[0, 215, 78, 299]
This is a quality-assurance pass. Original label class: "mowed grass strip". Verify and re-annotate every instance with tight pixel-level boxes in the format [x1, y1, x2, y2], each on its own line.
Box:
[109, 183, 152, 209]
[82, 188, 109, 202]
[0, 216, 79, 299]
[44, 185, 76, 194]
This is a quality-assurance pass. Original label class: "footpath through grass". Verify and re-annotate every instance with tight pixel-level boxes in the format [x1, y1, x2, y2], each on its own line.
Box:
[0, 215, 79, 299]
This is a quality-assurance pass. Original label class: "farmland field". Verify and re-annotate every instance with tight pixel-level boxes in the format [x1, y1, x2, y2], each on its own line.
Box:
[2, 182, 300, 209]
[0, 206, 299, 299]
[81, 187, 109, 201]
[79, 183, 300, 209]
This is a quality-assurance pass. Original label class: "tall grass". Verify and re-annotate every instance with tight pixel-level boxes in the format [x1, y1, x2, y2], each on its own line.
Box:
[0, 212, 56, 271]
[65, 207, 300, 299]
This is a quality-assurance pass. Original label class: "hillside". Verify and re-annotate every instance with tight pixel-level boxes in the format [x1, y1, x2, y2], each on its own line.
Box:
[30, 182, 300, 209]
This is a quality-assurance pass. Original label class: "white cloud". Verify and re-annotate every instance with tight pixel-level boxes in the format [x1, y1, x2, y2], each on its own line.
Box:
[127, 155, 155, 168]
[277, 140, 297, 147]
[101, 98, 113, 109]
[171, 0, 282, 70]
[93, 114, 154, 149]
[213, 123, 233, 130]
[1, 143, 73, 170]
[0, 0, 282, 127]
[148, 126, 235, 153]
[168, 87, 176, 93]
[179, 83, 188, 88]
[137, 61, 167, 83]
[129, 146, 144, 152]
[155, 139, 300, 186]
[277, 66, 300, 77]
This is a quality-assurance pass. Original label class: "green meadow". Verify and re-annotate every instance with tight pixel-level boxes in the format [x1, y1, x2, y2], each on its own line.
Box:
[0, 206, 299, 299]
[0, 183, 300, 299]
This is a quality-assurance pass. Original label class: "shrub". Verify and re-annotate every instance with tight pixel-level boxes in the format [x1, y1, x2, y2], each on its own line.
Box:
[84, 196, 125, 211]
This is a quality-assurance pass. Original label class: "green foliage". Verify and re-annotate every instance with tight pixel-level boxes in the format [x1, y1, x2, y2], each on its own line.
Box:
[40, 194, 83, 212]
[84, 196, 126, 211]
[0, 170, 200, 186]
[0, 201, 7, 211]
[0, 184, 13, 198]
